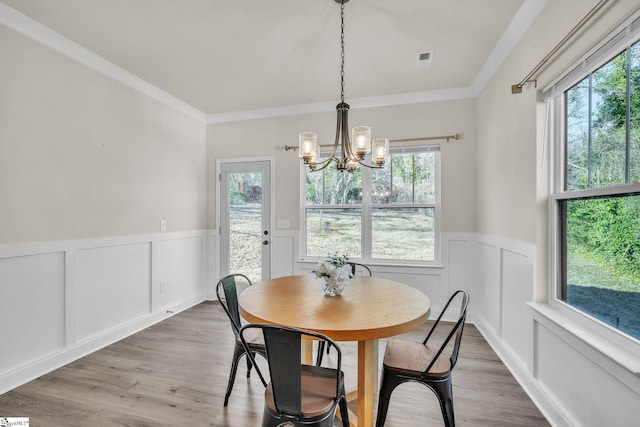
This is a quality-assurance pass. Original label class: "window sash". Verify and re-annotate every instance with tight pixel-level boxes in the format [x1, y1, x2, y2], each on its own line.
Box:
[548, 9, 640, 348]
[301, 148, 441, 264]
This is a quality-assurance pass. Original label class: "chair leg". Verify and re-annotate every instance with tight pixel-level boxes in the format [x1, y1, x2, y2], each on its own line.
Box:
[316, 341, 325, 366]
[338, 393, 350, 427]
[375, 369, 403, 427]
[430, 378, 455, 427]
[246, 352, 253, 377]
[224, 344, 245, 406]
[261, 407, 284, 427]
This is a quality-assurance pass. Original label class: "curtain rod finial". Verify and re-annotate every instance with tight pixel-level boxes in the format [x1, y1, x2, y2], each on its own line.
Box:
[512, 80, 538, 94]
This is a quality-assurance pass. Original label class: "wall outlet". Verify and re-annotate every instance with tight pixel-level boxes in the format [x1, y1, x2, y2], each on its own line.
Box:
[160, 220, 167, 231]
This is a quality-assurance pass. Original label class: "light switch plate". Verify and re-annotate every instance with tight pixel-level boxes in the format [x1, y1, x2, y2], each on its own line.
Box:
[278, 219, 290, 229]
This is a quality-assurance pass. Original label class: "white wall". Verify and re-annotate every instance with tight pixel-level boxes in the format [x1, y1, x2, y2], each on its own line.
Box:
[0, 17, 209, 394]
[475, 0, 640, 426]
[0, 24, 207, 245]
[3, 1, 640, 425]
[206, 99, 477, 234]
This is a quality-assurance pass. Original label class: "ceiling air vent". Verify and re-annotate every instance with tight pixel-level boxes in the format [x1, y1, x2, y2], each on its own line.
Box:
[415, 50, 433, 69]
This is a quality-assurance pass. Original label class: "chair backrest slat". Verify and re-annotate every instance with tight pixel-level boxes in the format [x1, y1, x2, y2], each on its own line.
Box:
[423, 290, 469, 374]
[263, 327, 302, 416]
[239, 324, 344, 421]
[216, 274, 252, 335]
[348, 262, 372, 277]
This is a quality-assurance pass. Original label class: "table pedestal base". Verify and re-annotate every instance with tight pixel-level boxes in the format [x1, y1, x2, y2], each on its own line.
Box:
[307, 339, 378, 427]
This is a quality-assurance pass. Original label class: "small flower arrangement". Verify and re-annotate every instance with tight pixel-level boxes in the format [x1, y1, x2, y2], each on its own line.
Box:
[313, 254, 353, 296]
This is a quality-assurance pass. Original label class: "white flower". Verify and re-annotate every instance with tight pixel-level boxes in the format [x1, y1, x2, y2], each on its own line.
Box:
[313, 254, 353, 283]
[313, 256, 353, 296]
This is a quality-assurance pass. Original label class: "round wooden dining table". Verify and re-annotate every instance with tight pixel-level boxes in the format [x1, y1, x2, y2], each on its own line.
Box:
[238, 274, 430, 427]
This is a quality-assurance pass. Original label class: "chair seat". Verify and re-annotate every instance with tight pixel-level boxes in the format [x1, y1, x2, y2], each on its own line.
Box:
[377, 290, 468, 427]
[265, 365, 345, 418]
[383, 338, 451, 377]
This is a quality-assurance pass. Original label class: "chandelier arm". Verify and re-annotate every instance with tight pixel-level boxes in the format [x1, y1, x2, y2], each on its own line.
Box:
[313, 157, 337, 172]
[357, 161, 383, 169]
[331, 107, 342, 159]
[341, 106, 354, 160]
[299, 0, 388, 173]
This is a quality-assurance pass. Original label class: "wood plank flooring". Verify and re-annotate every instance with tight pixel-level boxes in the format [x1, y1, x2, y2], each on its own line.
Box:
[0, 301, 550, 426]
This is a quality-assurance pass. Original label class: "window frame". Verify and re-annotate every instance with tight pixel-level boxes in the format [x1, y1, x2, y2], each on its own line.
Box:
[546, 9, 640, 351]
[299, 145, 441, 266]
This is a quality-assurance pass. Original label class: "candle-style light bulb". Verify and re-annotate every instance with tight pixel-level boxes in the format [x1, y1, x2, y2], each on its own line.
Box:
[351, 126, 371, 158]
[299, 132, 317, 163]
[373, 138, 389, 166]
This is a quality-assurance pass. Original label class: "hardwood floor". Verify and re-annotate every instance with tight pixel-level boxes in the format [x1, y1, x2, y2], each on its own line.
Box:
[0, 301, 549, 426]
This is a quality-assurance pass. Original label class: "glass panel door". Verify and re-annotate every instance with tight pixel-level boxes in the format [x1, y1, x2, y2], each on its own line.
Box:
[219, 161, 271, 283]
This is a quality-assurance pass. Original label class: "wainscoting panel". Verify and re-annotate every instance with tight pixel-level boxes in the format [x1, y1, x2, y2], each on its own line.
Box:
[470, 236, 567, 426]
[535, 321, 640, 427]
[155, 236, 204, 310]
[476, 240, 502, 335]
[446, 237, 470, 294]
[271, 231, 296, 279]
[0, 231, 208, 394]
[371, 267, 442, 301]
[76, 242, 152, 342]
[501, 248, 534, 371]
[206, 230, 219, 299]
[0, 251, 65, 374]
[6, 229, 639, 426]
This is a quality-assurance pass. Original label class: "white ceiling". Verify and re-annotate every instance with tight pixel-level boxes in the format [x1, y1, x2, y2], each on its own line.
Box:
[1, 0, 543, 121]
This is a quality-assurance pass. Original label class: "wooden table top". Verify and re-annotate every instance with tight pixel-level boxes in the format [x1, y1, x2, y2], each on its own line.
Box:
[238, 274, 430, 341]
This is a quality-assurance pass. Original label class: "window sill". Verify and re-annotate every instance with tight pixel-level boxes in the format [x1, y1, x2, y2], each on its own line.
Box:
[528, 302, 640, 377]
[297, 259, 444, 270]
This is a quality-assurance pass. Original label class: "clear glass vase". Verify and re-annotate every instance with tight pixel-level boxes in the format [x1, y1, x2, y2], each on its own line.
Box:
[320, 276, 347, 296]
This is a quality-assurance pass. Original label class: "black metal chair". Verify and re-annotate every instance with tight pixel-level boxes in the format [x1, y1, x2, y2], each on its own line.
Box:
[375, 289, 470, 427]
[316, 262, 372, 366]
[216, 273, 267, 406]
[239, 323, 350, 427]
[348, 261, 372, 277]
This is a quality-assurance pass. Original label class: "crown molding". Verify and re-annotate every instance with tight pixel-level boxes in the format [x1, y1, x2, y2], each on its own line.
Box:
[205, 86, 475, 124]
[0, 2, 207, 122]
[1, 0, 545, 125]
[470, 0, 548, 96]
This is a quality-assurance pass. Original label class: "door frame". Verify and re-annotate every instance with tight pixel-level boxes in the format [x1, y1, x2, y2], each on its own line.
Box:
[215, 156, 275, 283]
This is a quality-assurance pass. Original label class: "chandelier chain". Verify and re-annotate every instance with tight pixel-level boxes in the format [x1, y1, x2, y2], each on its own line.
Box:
[340, 0, 345, 103]
[296, 0, 388, 173]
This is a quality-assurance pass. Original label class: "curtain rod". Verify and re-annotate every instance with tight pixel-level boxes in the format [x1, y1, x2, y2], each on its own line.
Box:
[284, 133, 459, 151]
[511, 0, 611, 94]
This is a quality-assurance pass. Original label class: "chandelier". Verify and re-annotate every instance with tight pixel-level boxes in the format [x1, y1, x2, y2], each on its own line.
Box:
[298, 0, 388, 173]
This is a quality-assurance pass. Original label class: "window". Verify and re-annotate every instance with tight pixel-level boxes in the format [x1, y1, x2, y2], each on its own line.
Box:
[303, 147, 440, 264]
[549, 19, 640, 343]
